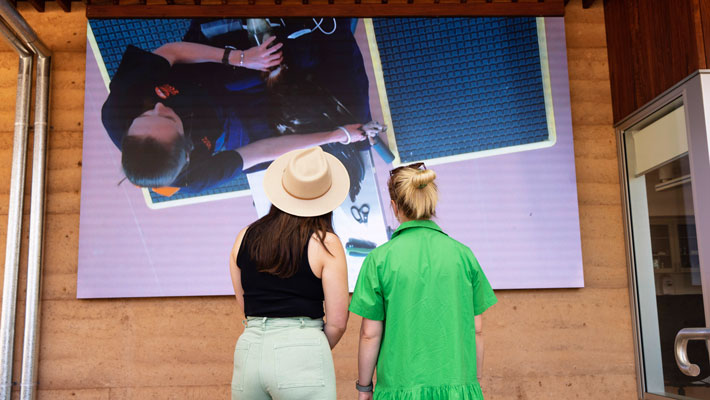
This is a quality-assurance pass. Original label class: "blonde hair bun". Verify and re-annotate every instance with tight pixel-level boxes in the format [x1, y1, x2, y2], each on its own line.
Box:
[387, 166, 438, 220]
[410, 169, 437, 189]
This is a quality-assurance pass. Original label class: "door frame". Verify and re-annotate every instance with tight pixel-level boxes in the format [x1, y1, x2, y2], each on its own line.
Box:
[616, 70, 710, 400]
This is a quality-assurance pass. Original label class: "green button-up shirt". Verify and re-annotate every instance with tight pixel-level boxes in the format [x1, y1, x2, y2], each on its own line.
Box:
[350, 219, 497, 399]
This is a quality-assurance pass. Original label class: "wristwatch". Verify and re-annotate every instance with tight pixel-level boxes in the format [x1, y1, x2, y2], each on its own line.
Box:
[355, 380, 373, 392]
[222, 46, 237, 66]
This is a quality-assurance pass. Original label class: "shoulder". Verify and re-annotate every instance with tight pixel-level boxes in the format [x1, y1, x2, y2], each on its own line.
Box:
[230, 226, 250, 258]
[323, 231, 341, 245]
[109, 46, 172, 94]
[448, 235, 474, 254]
[445, 236, 478, 261]
[311, 231, 344, 256]
[117, 45, 171, 75]
[363, 238, 396, 264]
[442, 236, 482, 274]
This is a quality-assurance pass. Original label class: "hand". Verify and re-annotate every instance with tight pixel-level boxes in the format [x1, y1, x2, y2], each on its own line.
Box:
[358, 392, 373, 400]
[361, 121, 386, 138]
[361, 121, 387, 145]
[233, 36, 283, 71]
[333, 124, 368, 145]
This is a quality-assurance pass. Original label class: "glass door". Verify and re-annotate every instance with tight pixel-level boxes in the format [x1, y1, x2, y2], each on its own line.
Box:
[619, 73, 710, 400]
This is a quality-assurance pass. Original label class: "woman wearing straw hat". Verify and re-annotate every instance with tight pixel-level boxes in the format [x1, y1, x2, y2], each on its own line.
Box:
[349, 163, 498, 400]
[228, 146, 350, 400]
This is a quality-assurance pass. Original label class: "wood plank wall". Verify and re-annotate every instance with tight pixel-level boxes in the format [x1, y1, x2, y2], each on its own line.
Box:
[0, 1, 638, 398]
[604, 0, 710, 123]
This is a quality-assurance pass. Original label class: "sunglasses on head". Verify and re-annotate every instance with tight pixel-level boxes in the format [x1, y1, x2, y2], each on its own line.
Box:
[389, 162, 426, 177]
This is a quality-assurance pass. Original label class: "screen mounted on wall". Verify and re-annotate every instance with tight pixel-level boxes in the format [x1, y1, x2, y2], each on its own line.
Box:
[78, 17, 583, 298]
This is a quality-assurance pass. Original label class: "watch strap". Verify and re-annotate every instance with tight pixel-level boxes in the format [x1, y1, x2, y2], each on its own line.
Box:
[355, 380, 373, 392]
[222, 46, 236, 66]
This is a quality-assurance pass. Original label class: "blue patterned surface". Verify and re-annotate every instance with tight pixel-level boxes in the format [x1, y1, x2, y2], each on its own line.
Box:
[372, 17, 550, 163]
[90, 19, 192, 79]
[89, 19, 251, 203]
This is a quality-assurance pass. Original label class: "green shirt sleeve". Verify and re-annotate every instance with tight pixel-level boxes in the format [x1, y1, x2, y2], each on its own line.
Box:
[349, 253, 385, 321]
[470, 252, 497, 316]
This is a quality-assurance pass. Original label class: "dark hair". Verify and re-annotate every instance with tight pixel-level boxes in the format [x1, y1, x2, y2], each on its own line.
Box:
[245, 205, 334, 278]
[121, 135, 188, 188]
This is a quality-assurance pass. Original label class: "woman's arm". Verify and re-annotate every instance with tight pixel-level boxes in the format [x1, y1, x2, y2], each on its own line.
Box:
[315, 232, 349, 349]
[475, 314, 483, 380]
[357, 318, 383, 400]
[153, 36, 282, 71]
[236, 124, 367, 170]
[228, 227, 248, 313]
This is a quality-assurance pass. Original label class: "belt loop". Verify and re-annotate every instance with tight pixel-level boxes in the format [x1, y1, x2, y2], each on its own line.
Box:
[242, 319, 248, 328]
[262, 317, 267, 330]
[300, 318, 305, 329]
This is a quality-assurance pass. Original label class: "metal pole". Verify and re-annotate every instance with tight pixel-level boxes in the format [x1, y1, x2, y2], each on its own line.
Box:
[0, 2, 49, 56]
[0, 17, 33, 400]
[19, 51, 50, 400]
[0, 3, 50, 399]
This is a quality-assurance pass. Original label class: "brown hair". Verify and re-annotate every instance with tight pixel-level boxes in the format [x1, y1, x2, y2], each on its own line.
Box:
[245, 205, 334, 278]
[388, 164, 438, 220]
[121, 134, 189, 188]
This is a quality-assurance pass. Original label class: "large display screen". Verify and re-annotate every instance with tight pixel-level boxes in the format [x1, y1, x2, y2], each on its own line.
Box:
[78, 17, 583, 298]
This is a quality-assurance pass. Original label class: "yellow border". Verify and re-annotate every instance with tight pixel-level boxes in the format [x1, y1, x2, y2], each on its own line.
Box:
[366, 17, 557, 167]
[364, 18, 401, 166]
[87, 24, 111, 91]
[141, 187, 253, 210]
[537, 17, 557, 147]
[87, 22, 251, 209]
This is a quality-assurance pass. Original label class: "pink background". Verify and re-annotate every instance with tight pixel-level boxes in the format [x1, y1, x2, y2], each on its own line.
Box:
[77, 18, 582, 298]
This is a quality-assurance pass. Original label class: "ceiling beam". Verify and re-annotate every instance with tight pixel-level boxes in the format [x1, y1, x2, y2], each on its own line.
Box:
[27, 0, 45, 12]
[87, 1, 565, 18]
[55, 0, 70, 11]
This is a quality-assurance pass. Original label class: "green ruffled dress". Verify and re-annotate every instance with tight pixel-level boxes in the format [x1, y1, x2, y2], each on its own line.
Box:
[350, 220, 497, 400]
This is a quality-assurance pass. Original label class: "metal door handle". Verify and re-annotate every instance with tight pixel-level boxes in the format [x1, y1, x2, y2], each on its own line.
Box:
[674, 327, 710, 376]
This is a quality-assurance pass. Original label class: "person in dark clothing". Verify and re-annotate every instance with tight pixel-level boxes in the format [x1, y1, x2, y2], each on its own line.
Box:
[101, 35, 369, 195]
[229, 147, 350, 399]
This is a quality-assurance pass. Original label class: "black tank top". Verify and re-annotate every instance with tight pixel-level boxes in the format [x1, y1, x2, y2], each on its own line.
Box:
[237, 228, 325, 319]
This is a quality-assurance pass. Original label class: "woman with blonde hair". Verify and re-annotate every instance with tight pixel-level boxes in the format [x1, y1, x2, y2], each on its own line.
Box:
[350, 162, 497, 399]
[228, 146, 354, 399]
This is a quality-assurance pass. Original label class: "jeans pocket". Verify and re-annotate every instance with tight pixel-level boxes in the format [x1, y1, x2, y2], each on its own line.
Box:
[274, 337, 325, 389]
[231, 341, 251, 391]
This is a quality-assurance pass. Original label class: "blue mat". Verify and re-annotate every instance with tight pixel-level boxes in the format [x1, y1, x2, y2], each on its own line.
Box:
[90, 19, 191, 80]
[89, 19, 250, 204]
[371, 17, 550, 163]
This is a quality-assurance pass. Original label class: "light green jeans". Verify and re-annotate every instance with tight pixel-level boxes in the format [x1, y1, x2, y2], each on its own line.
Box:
[231, 317, 336, 400]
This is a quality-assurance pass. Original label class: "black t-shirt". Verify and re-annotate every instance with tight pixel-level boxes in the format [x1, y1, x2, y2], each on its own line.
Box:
[101, 45, 262, 194]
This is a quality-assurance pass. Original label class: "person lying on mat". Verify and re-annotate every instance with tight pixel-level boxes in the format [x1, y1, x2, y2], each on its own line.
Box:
[101, 39, 368, 195]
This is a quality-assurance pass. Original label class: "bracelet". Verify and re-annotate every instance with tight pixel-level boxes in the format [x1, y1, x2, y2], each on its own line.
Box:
[338, 126, 351, 145]
[355, 380, 373, 392]
[239, 50, 245, 67]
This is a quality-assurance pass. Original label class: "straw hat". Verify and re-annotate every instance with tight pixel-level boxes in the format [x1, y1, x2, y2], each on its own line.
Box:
[263, 147, 350, 217]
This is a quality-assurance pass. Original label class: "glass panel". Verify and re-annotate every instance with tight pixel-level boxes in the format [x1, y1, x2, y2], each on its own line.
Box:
[678, 223, 699, 270]
[644, 156, 710, 398]
[650, 224, 671, 271]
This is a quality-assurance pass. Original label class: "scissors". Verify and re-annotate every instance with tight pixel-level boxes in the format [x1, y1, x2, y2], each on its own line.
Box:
[351, 204, 370, 224]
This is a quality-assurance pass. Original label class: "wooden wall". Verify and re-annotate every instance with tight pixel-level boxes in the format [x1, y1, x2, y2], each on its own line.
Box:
[604, 0, 710, 123]
[0, 1, 638, 398]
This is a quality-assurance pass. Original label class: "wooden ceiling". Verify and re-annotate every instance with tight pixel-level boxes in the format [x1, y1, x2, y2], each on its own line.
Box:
[9, 0, 596, 18]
